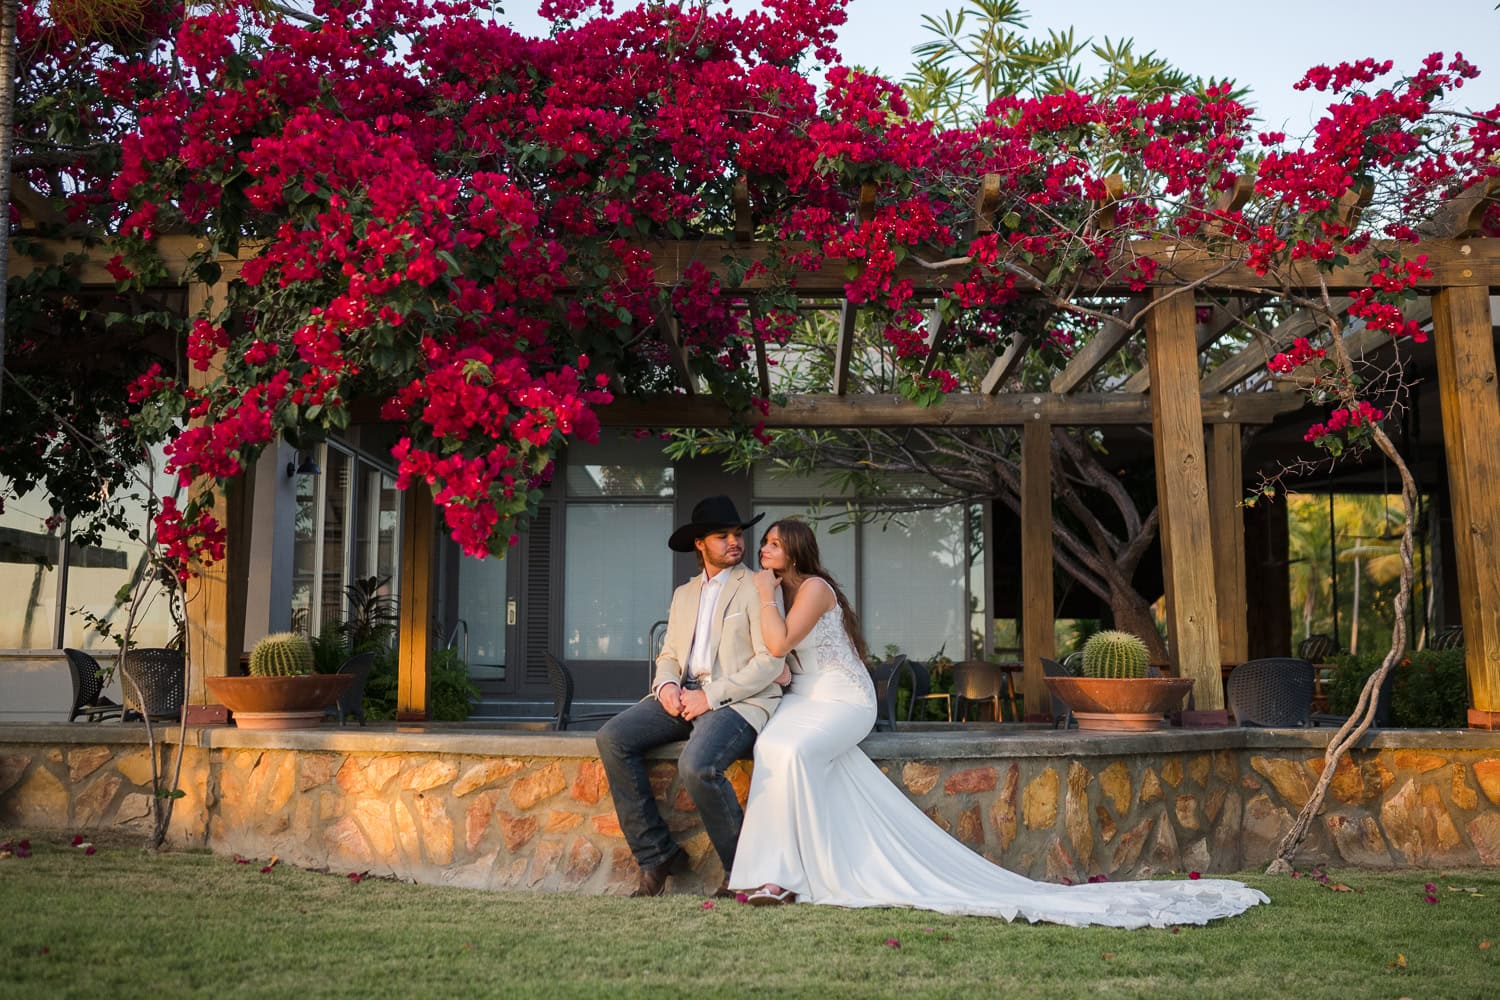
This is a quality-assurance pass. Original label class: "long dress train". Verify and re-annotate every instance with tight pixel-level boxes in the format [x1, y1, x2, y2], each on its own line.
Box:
[728, 586, 1269, 929]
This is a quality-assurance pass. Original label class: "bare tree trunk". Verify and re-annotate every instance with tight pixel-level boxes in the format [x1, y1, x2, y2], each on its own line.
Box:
[1108, 585, 1168, 664]
[1269, 288, 1417, 872]
[1350, 556, 1361, 655]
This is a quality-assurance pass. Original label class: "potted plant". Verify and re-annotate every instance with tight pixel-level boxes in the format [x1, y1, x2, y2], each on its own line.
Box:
[205, 632, 353, 730]
[1043, 630, 1193, 731]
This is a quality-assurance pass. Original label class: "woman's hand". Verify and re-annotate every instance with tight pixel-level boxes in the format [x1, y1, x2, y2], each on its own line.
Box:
[774, 663, 792, 686]
[753, 568, 780, 603]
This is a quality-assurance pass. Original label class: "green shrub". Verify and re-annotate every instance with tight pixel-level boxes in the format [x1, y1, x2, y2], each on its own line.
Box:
[362, 646, 478, 722]
[1326, 648, 1469, 728]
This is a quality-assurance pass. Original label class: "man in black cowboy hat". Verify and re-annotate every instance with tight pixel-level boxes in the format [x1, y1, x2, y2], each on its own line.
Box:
[596, 495, 787, 898]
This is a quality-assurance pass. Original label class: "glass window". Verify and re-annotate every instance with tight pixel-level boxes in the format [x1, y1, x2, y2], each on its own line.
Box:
[566, 437, 675, 497]
[0, 484, 62, 649]
[459, 554, 507, 680]
[751, 505, 856, 596]
[61, 458, 181, 650]
[861, 506, 967, 662]
[564, 502, 673, 660]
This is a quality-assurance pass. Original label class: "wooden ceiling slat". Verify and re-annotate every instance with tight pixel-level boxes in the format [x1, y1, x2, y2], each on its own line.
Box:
[980, 335, 1032, 395]
[1049, 298, 1145, 393]
[1199, 302, 1348, 394]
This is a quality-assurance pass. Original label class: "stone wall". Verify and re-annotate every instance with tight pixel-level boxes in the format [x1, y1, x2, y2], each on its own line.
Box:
[3, 725, 1499, 893]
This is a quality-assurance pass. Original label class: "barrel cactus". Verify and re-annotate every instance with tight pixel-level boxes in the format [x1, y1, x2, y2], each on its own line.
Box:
[248, 632, 315, 677]
[1081, 630, 1150, 679]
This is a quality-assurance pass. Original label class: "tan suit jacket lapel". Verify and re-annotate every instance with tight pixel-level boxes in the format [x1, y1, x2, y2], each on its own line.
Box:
[706, 564, 744, 675]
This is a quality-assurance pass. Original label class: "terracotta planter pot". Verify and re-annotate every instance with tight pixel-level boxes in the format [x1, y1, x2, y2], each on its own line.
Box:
[205, 674, 353, 731]
[1044, 676, 1194, 731]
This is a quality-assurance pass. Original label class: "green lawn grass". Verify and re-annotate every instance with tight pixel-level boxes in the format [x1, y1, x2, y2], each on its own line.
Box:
[2, 830, 1496, 999]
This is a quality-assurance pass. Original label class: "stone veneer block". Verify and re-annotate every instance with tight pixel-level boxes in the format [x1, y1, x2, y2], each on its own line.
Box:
[354, 799, 398, 860]
[1023, 767, 1059, 830]
[1250, 755, 1316, 809]
[1139, 767, 1162, 803]
[74, 774, 123, 828]
[1325, 812, 1390, 866]
[1473, 759, 1500, 806]
[1187, 753, 1211, 788]
[1241, 793, 1291, 863]
[0, 753, 34, 798]
[956, 806, 983, 846]
[495, 811, 540, 853]
[944, 766, 998, 795]
[68, 746, 114, 783]
[403, 759, 459, 793]
[1098, 760, 1131, 816]
[990, 763, 1019, 851]
[569, 760, 608, 805]
[465, 789, 500, 852]
[902, 762, 941, 796]
[563, 837, 603, 888]
[453, 758, 523, 797]
[1065, 762, 1093, 868]
[298, 753, 340, 793]
[114, 748, 157, 788]
[545, 810, 583, 833]
[510, 762, 567, 811]
[1452, 764, 1479, 811]
[1160, 756, 1183, 788]
[1044, 838, 1076, 883]
[726, 760, 753, 806]
[1389, 750, 1448, 774]
[1174, 794, 1201, 832]
[1096, 806, 1117, 844]
[417, 794, 454, 865]
[1468, 813, 1500, 865]
[6, 766, 68, 826]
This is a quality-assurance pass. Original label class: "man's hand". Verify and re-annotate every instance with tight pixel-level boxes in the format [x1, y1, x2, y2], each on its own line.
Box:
[657, 682, 684, 717]
[679, 688, 710, 721]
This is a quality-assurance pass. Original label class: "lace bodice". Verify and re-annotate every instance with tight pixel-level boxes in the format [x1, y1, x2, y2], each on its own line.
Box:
[787, 582, 875, 709]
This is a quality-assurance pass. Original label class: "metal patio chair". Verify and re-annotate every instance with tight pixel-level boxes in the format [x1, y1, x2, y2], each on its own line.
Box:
[952, 660, 1009, 723]
[546, 653, 618, 731]
[871, 655, 909, 732]
[1312, 665, 1397, 730]
[1430, 625, 1464, 651]
[1040, 656, 1078, 729]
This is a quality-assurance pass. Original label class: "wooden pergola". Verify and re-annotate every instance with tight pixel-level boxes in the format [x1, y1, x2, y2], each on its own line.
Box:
[12, 179, 1500, 729]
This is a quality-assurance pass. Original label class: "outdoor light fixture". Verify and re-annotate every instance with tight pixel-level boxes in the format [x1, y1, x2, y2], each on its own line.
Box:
[285, 453, 322, 479]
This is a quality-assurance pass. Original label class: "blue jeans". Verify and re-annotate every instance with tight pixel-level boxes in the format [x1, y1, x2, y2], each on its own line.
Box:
[596, 696, 757, 872]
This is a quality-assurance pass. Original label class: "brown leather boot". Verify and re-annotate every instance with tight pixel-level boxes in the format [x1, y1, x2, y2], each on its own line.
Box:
[629, 849, 687, 898]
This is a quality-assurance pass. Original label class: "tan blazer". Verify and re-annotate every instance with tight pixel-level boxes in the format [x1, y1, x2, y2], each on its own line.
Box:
[653, 563, 785, 731]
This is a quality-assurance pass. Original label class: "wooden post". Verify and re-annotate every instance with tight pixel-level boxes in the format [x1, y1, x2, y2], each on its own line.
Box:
[183, 281, 245, 710]
[396, 487, 436, 721]
[1020, 421, 1054, 721]
[1208, 423, 1249, 665]
[1431, 284, 1500, 729]
[1146, 288, 1226, 721]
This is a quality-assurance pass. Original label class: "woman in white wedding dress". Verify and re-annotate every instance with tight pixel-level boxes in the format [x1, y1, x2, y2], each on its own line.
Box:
[726, 519, 1269, 928]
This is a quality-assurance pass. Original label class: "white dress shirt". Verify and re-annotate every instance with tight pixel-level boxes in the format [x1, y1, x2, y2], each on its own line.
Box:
[685, 567, 728, 681]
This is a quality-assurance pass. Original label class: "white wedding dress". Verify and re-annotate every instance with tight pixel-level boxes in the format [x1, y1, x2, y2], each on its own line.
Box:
[728, 581, 1269, 928]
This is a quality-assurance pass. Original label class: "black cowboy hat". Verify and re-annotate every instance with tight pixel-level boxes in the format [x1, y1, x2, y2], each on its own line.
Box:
[668, 495, 764, 552]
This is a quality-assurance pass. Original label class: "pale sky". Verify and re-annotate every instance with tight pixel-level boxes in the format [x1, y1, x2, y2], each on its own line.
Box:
[497, 0, 1500, 135]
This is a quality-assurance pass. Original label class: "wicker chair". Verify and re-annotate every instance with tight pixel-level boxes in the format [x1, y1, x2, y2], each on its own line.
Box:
[119, 648, 186, 721]
[63, 648, 124, 723]
[1227, 657, 1314, 727]
[545, 654, 618, 731]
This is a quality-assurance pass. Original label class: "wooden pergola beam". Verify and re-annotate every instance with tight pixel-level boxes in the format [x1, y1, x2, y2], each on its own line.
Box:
[1049, 298, 1145, 393]
[1146, 286, 1225, 719]
[598, 390, 1302, 428]
[624, 237, 1500, 295]
[1432, 284, 1500, 728]
[1122, 298, 1250, 393]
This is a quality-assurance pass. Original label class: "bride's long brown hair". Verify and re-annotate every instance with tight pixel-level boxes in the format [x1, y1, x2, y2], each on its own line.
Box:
[766, 518, 869, 664]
